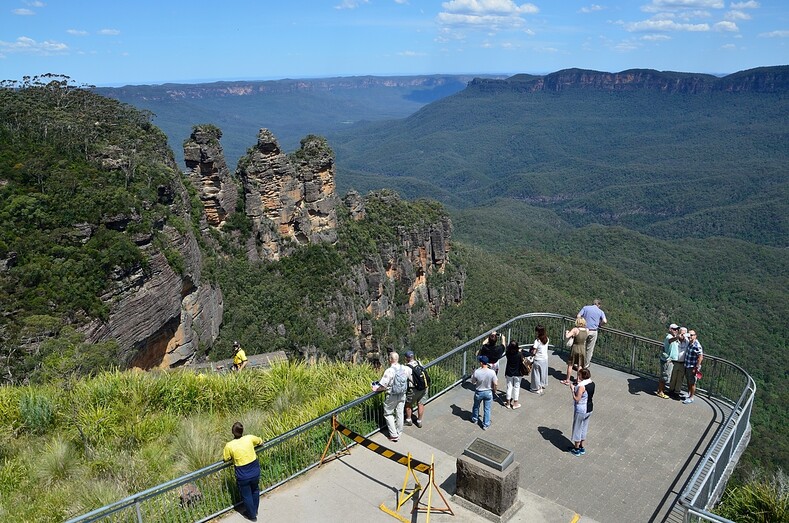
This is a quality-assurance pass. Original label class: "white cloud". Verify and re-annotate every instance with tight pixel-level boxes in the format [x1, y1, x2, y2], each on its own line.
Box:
[721, 43, 736, 49]
[12, 8, 35, 15]
[66, 29, 88, 36]
[725, 10, 750, 20]
[758, 30, 789, 38]
[397, 50, 426, 56]
[441, 0, 539, 16]
[334, 0, 369, 9]
[643, 0, 723, 11]
[642, 33, 672, 40]
[579, 5, 605, 14]
[730, 1, 759, 8]
[25, 1, 46, 6]
[394, 0, 409, 4]
[98, 29, 120, 36]
[438, 0, 538, 32]
[0, 36, 68, 55]
[624, 19, 710, 32]
[714, 20, 738, 31]
[614, 40, 640, 51]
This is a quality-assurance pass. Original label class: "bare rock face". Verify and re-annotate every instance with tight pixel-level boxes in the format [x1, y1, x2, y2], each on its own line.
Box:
[237, 129, 338, 261]
[183, 125, 238, 228]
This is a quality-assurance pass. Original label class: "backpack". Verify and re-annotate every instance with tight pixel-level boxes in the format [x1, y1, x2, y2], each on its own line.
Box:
[390, 364, 408, 395]
[411, 362, 430, 391]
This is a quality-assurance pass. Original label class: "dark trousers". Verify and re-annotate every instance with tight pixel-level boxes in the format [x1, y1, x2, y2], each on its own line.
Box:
[237, 475, 260, 519]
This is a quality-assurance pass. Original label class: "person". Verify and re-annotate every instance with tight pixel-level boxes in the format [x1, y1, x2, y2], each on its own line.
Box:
[223, 422, 263, 522]
[683, 330, 704, 404]
[232, 341, 248, 372]
[562, 317, 588, 385]
[471, 355, 498, 430]
[669, 327, 689, 399]
[404, 350, 427, 427]
[570, 368, 595, 456]
[479, 331, 506, 373]
[373, 352, 412, 442]
[530, 325, 549, 395]
[657, 324, 679, 399]
[578, 299, 607, 368]
[504, 340, 524, 409]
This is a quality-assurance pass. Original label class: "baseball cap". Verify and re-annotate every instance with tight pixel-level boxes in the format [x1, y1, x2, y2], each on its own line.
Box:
[478, 355, 489, 364]
[405, 350, 414, 358]
[669, 323, 679, 330]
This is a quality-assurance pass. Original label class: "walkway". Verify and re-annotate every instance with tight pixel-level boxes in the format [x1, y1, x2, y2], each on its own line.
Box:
[222, 351, 727, 523]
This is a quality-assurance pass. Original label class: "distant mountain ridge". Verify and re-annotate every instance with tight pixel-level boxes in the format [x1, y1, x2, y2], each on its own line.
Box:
[97, 74, 494, 102]
[476, 65, 789, 94]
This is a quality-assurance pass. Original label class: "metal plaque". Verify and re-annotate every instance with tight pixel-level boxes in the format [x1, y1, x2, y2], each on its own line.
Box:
[462, 438, 514, 471]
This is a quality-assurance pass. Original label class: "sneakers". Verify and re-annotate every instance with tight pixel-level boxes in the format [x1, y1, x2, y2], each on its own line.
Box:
[683, 397, 695, 404]
[415, 419, 422, 428]
[388, 436, 399, 442]
[657, 391, 670, 399]
[570, 447, 581, 456]
[482, 425, 489, 430]
[578, 447, 586, 455]
[470, 417, 478, 424]
[404, 420, 413, 426]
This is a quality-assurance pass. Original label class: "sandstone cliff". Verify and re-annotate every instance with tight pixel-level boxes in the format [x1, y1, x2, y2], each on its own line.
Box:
[80, 146, 223, 369]
[471, 65, 789, 94]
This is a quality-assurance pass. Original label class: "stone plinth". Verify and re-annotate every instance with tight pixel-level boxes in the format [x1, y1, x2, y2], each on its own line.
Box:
[455, 453, 520, 519]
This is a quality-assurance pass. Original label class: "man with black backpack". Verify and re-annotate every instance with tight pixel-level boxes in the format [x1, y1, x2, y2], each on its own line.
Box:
[404, 350, 429, 428]
[373, 352, 412, 442]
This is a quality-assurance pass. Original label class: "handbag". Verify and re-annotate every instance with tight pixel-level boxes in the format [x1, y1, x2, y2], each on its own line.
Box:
[520, 355, 533, 376]
[565, 337, 574, 349]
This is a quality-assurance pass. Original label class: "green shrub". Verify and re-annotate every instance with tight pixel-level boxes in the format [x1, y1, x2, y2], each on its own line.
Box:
[34, 438, 82, 486]
[19, 392, 54, 434]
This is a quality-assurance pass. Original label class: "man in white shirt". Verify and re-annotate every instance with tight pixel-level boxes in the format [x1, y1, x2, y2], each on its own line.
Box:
[373, 352, 412, 442]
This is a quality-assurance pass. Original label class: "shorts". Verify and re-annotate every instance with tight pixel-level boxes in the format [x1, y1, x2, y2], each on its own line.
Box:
[660, 360, 673, 383]
[406, 387, 427, 405]
[685, 366, 698, 386]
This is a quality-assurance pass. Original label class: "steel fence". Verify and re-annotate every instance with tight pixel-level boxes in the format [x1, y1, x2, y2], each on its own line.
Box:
[66, 312, 753, 523]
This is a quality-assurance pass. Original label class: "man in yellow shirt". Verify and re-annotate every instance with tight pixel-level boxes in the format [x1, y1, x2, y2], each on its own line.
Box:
[223, 422, 263, 521]
[232, 341, 248, 372]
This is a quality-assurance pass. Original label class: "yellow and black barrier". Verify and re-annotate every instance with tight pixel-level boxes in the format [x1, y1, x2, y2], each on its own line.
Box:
[320, 415, 453, 522]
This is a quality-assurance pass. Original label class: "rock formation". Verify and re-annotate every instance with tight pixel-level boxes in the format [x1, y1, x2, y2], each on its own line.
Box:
[183, 125, 238, 228]
[237, 129, 338, 261]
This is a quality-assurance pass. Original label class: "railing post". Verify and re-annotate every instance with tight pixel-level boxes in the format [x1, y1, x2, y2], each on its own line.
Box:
[630, 337, 637, 375]
[462, 348, 467, 377]
[135, 499, 143, 523]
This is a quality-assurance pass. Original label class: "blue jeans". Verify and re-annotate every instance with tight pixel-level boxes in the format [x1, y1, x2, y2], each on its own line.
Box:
[471, 389, 493, 428]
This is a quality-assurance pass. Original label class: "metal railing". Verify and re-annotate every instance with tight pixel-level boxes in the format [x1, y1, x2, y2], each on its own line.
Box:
[66, 312, 753, 523]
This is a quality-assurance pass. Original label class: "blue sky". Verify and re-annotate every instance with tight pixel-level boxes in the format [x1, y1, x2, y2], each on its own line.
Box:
[1, 0, 787, 86]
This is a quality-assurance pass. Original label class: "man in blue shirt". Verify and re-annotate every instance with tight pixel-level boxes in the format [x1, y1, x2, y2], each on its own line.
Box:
[578, 299, 607, 368]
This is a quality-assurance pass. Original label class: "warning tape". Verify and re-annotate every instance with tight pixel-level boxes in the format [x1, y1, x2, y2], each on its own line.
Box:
[333, 420, 432, 474]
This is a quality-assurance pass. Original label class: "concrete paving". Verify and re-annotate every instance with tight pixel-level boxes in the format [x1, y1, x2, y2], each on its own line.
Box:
[221, 351, 725, 523]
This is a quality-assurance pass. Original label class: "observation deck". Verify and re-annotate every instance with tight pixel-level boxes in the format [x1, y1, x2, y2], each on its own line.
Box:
[67, 313, 754, 523]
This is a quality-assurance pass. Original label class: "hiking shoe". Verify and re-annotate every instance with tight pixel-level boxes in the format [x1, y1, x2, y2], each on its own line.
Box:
[683, 397, 695, 404]
[657, 392, 669, 399]
[578, 447, 586, 455]
[415, 419, 422, 428]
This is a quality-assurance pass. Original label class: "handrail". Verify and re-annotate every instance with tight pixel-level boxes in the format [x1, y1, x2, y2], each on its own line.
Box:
[65, 313, 753, 523]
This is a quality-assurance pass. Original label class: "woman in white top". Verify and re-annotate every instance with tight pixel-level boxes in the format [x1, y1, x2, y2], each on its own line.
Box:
[530, 324, 550, 394]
